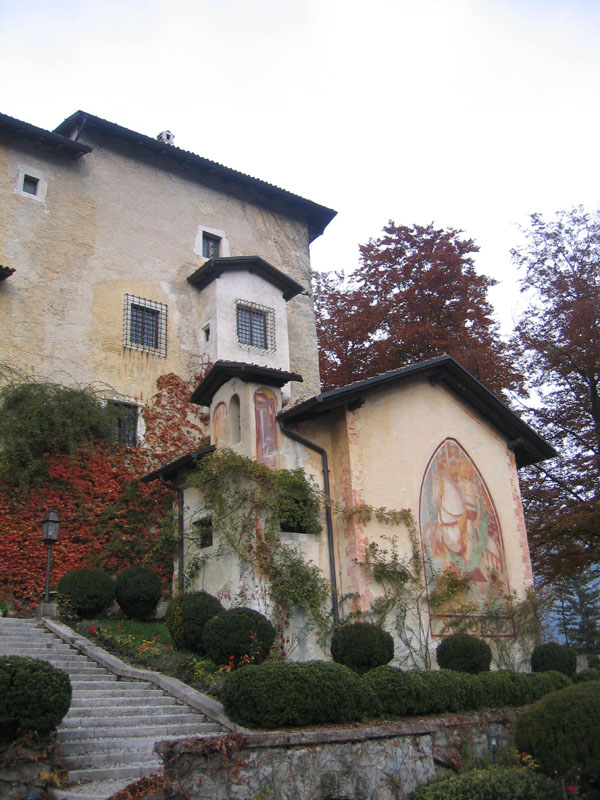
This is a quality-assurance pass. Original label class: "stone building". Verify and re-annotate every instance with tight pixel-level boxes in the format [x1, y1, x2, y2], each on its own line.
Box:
[144, 257, 555, 664]
[0, 110, 334, 443]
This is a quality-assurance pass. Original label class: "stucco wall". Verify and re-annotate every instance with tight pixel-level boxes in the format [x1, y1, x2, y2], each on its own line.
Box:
[287, 377, 534, 663]
[0, 130, 321, 406]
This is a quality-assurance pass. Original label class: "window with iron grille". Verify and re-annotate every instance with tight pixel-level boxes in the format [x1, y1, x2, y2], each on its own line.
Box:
[123, 294, 167, 356]
[236, 301, 275, 352]
[202, 232, 220, 259]
[112, 402, 138, 447]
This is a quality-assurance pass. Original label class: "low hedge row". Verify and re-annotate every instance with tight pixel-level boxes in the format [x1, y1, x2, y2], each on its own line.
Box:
[222, 661, 378, 728]
[222, 662, 572, 729]
[409, 767, 563, 800]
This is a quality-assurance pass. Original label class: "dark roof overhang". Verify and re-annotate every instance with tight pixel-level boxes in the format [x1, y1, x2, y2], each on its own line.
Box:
[141, 445, 216, 484]
[279, 355, 556, 469]
[187, 256, 304, 301]
[53, 111, 336, 242]
[0, 112, 91, 158]
[190, 361, 303, 407]
[0, 265, 15, 280]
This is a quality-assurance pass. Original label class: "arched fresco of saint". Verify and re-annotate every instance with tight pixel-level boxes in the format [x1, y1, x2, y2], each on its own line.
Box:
[419, 438, 509, 608]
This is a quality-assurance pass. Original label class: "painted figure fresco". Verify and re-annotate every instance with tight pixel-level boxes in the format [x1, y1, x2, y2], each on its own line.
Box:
[419, 438, 509, 608]
[213, 402, 227, 449]
[254, 389, 278, 467]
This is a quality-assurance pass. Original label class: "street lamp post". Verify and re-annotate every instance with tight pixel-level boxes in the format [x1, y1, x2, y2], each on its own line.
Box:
[41, 511, 60, 604]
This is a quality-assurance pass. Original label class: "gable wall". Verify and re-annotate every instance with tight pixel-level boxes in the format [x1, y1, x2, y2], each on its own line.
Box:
[290, 378, 533, 627]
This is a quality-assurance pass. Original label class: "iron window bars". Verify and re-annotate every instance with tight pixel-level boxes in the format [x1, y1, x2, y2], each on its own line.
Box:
[236, 300, 276, 352]
[123, 294, 167, 357]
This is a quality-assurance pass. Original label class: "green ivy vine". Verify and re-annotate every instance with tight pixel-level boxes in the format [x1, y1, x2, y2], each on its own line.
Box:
[186, 450, 329, 638]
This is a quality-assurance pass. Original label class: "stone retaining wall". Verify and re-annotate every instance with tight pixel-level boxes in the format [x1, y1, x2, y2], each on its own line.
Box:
[156, 709, 521, 800]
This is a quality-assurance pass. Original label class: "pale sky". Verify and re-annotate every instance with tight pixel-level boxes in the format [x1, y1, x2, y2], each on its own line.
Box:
[2, 0, 599, 334]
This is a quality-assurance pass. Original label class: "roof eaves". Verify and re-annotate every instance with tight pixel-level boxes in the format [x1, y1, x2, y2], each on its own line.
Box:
[187, 256, 305, 301]
[279, 355, 556, 468]
[0, 265, 16, 280]
[141, 445, 216, 483]
[190, 361, 303, 407]
[0, 112, 91, 158]
[54, 111, 336, 241]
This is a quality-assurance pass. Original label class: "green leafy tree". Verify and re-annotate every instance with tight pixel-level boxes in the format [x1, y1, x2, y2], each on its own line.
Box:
[511, 206, 600, 580]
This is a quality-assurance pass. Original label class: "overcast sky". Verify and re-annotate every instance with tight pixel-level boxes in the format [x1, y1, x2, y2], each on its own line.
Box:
[2, 0, 599, 334]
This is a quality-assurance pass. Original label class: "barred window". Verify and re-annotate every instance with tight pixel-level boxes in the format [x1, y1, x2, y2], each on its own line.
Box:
[236, 301, 275, 352]
[112, 402, 138, 447]
[202, 232, 220, 259]
[124, 295, 167, 356]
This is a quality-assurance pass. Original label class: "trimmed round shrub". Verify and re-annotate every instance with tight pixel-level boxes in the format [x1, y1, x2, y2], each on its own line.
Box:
[221, 660, 379, 728]
[0, 656, 72, 743]
[516, 681, 600, 792]
[115, 566, 161, 621]
[362, 666, 485, 718]
[436, 632, 492, 674]
[409, 767, 562, 800]
[573, 668, 600, 683]
[331, 622, 394, 674]
[203, 608, 276, 666]
[165, 591, 223, 654]
[57, 567, 114, 618]
[531, 642, 577, 677]
[529, 669, 571, 698]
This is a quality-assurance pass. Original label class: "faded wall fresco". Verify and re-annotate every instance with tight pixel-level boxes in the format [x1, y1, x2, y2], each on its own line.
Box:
[419, 438, 509, 618]
[213, 402, 227, 449]
[254, 388, 278, 467]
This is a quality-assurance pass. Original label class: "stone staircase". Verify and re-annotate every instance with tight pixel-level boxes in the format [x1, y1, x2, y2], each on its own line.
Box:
[0, 617, 236, 800]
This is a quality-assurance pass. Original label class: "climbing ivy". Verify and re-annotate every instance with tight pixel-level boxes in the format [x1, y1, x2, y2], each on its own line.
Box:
[185, 449, 329, 641]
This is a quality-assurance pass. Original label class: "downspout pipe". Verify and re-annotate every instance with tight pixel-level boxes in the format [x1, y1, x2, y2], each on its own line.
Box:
[278, 420, 339, 623]
[159, 474, 185, 593]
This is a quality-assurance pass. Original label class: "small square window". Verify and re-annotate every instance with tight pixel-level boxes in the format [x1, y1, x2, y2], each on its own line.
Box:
[123, 294, 167, 356]
[236, 300, 275, 352]
[22, 175, 39, 195]
[112, 402, 138, 447]
[192, 517, 213, 548]
[202, 233, 220, 259]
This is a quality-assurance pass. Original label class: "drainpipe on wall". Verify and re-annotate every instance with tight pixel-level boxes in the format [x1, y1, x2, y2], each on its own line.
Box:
[159, 474, 185, 593]
[278, 420, 339, 624]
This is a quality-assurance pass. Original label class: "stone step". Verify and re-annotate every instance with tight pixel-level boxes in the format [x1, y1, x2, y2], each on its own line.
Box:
[65, 701, 194, 717]
[57, 721, 215, 742]
[60, 732, 206, 757]
[65, 761, 162, 784]
[67, 684, 161, 698]
[61, 711, 201, 728]
[65, 703, 188, 718]
[52, 777, 140, 800]
[0, 616, 233, 800]
[70, 693, 179, 708]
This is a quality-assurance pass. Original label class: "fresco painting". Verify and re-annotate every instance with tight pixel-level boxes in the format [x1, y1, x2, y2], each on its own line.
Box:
[254, 388, 278, 467]
[420, 438, 509, 611]
[213, 402, 227, 449]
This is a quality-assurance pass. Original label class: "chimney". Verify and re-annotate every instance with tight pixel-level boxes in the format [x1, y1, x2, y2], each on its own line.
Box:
[157, 130, 175, 145]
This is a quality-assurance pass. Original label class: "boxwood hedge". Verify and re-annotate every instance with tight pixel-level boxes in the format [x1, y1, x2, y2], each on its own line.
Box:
[0, 656, 72, 743]
[221, 661, 380, 728]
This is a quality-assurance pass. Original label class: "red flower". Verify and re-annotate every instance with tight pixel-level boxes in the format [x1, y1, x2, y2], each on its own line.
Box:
[568, 787, 575, 794]
[89, 626, 97, 634]
[118, 625, 123, 631]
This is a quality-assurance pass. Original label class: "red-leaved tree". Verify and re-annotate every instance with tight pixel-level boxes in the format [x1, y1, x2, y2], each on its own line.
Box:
[511, 207, 600, 582]
[314, 221, 522, 399]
